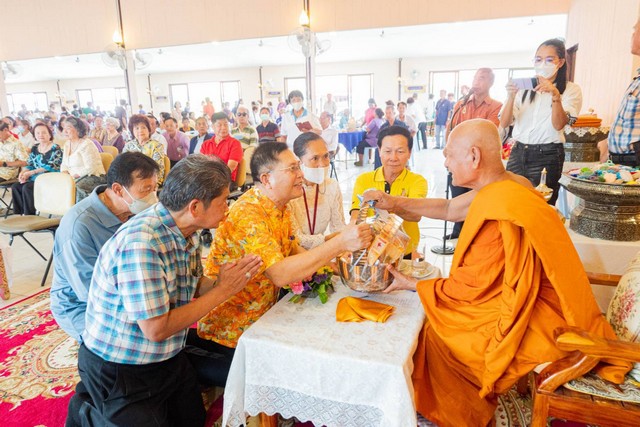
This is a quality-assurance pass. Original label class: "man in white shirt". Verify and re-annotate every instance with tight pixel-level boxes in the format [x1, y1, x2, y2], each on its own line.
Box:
[408, 96, 428, 149]
[323, 93, 337, 120]
[320, 112, 339, 154]
[279, 90, 321, 149]
[146, 114, 168, 154]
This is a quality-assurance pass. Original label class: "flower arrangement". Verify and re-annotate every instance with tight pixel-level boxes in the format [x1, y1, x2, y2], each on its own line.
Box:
[286, 266, 334, 304]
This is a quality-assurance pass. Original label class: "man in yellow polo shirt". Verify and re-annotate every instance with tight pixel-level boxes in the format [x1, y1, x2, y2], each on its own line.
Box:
[350, 126, 427, 258]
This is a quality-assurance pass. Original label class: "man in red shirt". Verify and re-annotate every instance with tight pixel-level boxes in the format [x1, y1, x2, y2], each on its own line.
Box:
[200, 112, 243, 185]
[444, 67, 503, 240]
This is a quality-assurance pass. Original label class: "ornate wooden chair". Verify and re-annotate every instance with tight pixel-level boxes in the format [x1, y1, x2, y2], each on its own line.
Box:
[531, 270, 640, 427]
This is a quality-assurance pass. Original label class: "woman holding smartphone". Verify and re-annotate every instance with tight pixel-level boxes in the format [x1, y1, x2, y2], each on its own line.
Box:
[500, 38, 582, 205]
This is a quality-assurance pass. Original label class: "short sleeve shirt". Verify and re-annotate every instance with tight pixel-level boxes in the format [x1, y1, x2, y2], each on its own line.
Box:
[200, 135, 243, 181]
[198, 187, 297, 347]
[82, 203, 201, 365]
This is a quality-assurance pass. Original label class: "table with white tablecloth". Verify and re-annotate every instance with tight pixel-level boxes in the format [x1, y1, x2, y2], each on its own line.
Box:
[222, 277, 432, 427]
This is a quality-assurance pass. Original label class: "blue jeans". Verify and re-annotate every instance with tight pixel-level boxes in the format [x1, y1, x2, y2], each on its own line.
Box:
[435, 125, 446, 148]
[506, 142, 564, 205]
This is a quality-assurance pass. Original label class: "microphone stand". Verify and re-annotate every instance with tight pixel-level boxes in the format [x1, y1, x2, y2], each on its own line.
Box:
[431, 172, 455, 255]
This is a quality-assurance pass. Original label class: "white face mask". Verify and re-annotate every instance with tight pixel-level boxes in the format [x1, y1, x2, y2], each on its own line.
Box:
[301, 164, 328, 184]
[123, 187, 158, 215]
[534, 63, 557, 79]
[291, 102, 304, 111]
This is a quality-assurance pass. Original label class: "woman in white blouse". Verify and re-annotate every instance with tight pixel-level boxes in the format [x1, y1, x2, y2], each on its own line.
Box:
[500, 38, 582, 205]
[60, 116, 106, 201]
[289, 132, 346, 249]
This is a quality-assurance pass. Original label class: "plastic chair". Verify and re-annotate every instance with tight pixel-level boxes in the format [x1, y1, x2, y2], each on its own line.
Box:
[102, 145, 119, 159]
[0, 172, 76, 286]
[100, 152, 113, 173]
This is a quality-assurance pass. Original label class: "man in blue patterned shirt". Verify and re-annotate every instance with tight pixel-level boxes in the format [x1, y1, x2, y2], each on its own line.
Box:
[606, 17, 640, 167]
[74, 155, 262, 426]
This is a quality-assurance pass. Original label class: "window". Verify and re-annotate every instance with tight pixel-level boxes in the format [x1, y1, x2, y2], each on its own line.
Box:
[317, 75, 348, 117]
[430, 71, 458, 99]
[348, 74, 373, 120]
[6, 95, 14, 113]
[6, 92, 49, 113]
[76, 89, 93, 109]
[284, 77, 306, 99]
[169, 84, 189, 109]
[115, 88, 129, 105]
[221, 81, 240, 108]
[188, 82, 221, 113]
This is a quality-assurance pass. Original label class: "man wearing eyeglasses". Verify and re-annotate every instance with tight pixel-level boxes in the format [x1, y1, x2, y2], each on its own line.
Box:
[200, 112, 243, 186]
[601, 17, 640, 167]
[231, 105, 259, 149]
[189, 142, 372, 387]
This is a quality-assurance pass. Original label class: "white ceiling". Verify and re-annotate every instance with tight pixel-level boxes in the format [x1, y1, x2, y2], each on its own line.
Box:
[3, 14, 567, 83]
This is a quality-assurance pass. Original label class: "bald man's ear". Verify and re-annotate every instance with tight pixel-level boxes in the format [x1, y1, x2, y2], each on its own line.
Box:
[470, 146, 481, 169]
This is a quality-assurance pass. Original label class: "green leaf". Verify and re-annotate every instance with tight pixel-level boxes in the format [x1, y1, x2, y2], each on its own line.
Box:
[319, 292, 328, 304]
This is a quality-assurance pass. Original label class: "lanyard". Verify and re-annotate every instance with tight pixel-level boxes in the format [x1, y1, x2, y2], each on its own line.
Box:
[302, 184, 319, 235]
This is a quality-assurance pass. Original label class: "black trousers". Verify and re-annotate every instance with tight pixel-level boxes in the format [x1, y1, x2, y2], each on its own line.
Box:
[74, 344, 205, 427]
[11, 181, 36, 215]
[417, 122, 428, 148]
[506, 142, 564, 206]
[356, 139, 374, 155]
[184, 329, 235, 388]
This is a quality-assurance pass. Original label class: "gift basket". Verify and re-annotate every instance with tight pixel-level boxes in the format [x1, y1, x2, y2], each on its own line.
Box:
[338, 200, 410, 292]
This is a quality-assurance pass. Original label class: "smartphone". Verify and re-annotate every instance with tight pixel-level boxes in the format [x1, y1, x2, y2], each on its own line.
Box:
[512, 77, 537, 90]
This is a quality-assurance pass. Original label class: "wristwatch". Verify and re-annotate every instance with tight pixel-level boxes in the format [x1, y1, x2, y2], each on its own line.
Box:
[2, 162, 6, 167]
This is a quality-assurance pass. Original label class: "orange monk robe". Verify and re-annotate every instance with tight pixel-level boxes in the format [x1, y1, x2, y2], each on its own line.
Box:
[412, 179, 630, 427]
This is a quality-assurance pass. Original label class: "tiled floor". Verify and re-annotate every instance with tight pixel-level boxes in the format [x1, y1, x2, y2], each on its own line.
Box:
[0, 137, 455, 308]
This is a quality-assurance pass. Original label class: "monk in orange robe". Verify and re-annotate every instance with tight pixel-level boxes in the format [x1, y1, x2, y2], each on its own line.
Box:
[364, 119, 630, 427]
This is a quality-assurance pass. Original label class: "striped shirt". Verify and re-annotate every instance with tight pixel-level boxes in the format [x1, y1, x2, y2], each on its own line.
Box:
[609, 74, 640, 154]
[83, 203, 202, 365]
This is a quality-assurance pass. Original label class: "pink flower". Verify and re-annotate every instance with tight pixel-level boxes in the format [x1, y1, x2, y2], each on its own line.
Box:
[290, 281, 305, 295]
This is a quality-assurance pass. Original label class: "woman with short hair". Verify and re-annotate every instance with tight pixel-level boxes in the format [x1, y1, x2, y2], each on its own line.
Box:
[123, 114, 166, 185]
[60, 116, 106, 201]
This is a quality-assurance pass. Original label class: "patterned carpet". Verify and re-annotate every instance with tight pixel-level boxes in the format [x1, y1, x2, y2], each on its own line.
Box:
[0, 290, 580, 427]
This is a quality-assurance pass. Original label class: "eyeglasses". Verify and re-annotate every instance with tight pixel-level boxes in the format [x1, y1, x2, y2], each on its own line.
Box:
[267, 162, 302, 174]
[533, 56, 558, 65]
[236, 113, 248, 117]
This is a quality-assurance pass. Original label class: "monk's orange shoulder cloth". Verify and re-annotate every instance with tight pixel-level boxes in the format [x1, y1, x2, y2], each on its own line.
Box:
[412, 179, 630, 427]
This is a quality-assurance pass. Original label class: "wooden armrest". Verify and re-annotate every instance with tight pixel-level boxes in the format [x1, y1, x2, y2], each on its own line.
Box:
[554, 326, 640, 362]
[537, 350, 599, 393]
[586, 271, 622, 287]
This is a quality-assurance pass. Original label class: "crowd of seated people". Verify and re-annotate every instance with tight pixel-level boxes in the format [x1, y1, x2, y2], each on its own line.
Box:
[3, 32, 640, 427]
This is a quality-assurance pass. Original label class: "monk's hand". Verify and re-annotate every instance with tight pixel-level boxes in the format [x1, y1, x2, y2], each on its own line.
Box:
[339, 223, 373, 252]
[217, 255, 263, 298]
[362, 189, 394, 211]
[383, 264, 417, 293]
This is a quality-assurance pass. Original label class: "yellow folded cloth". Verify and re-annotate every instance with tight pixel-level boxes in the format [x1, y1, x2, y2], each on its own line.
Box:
[336, 296, 395, 323]
[572, 115, 602, 128]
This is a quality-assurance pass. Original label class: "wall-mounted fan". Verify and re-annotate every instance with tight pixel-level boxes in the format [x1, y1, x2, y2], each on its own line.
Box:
[2, 62, 23, 80]
[134, 51, 153, 70]
[287, 27, 331, 58]
[102, 43, 126, 70]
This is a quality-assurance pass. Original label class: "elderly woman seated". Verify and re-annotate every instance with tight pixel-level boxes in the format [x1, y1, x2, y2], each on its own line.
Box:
[185, 143, 372, 387]
[350, 126, 427, 259]
[101, 117, 125, 152]
[59, 116, 106, 201]
[11, 123, 63, 215]
[123, 114, 166, 185]
[288, 132, 346, 249]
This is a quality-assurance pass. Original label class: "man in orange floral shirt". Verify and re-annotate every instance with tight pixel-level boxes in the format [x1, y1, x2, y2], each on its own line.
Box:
[186, 142, 372, 386]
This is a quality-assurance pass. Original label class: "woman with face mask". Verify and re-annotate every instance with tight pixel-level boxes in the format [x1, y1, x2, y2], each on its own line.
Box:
[288, 132, 346, 249]
[500, 38, 582, 205]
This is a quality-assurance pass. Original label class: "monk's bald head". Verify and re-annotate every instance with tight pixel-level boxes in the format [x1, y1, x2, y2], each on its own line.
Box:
[444, 119, 505, 189]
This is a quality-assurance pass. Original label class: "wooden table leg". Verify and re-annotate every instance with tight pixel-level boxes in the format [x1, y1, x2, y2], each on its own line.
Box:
[258, 412, 278, 427]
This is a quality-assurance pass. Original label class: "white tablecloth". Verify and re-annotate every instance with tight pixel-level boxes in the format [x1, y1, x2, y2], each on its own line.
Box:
[222, 279, 428, 427]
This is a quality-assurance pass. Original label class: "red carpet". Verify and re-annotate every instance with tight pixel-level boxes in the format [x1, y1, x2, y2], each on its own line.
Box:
[0, 290, 77, 427]
[0, 290, 224, 427]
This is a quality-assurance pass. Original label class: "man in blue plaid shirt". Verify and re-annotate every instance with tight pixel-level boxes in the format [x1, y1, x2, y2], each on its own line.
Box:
[74, 155, 262, 426]
[605, 18, 640, 167]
